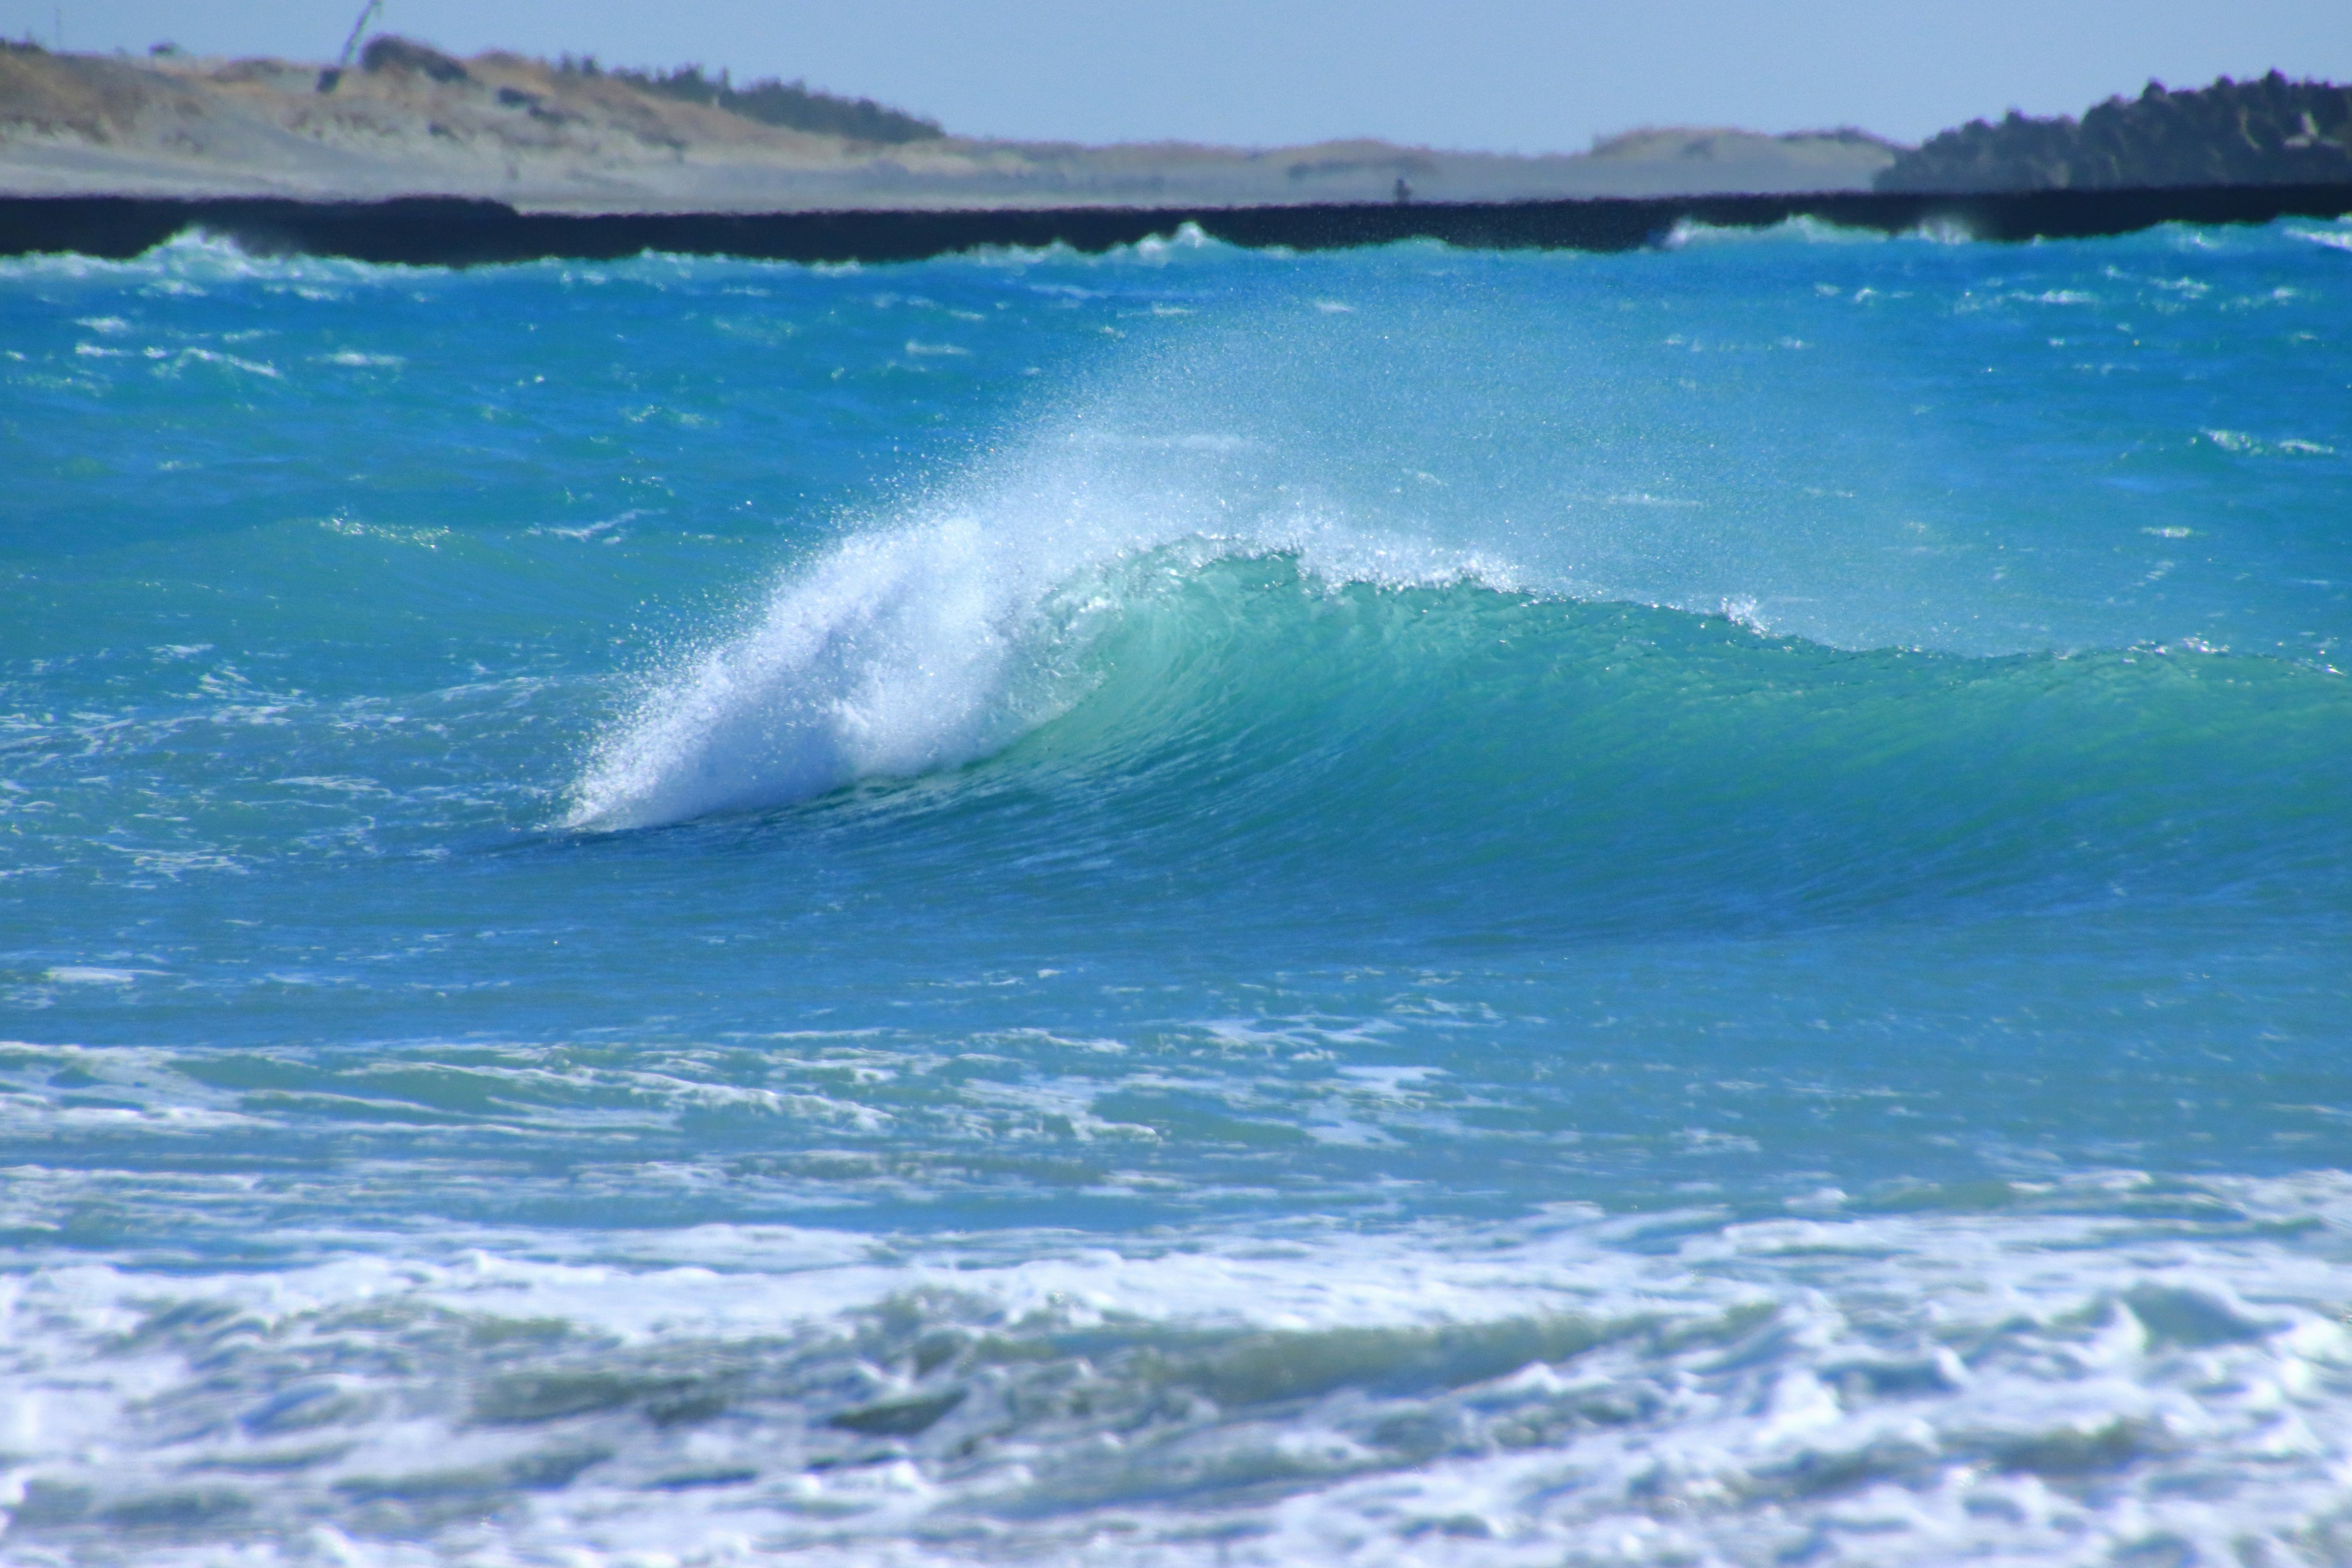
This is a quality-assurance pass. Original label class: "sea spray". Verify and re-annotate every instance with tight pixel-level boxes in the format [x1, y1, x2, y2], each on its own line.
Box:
[568, 508, 1095, 829]
[6, 221, 2352, 1566]
[568, 405, 1534, 829]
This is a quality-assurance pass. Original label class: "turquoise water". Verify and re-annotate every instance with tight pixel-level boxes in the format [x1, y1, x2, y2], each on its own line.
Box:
[3, 217, 2351, 1564]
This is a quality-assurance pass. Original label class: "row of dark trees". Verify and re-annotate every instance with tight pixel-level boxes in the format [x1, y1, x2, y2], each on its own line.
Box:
[557, 56, 942, 145]
[1880, 73, 2352, 192]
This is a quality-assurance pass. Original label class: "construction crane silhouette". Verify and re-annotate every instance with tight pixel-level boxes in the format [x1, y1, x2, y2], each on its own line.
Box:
[316, 0, 385, 93]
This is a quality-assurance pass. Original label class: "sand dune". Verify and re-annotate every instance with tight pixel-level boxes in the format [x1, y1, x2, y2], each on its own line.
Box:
[0, 41, 1897, 211]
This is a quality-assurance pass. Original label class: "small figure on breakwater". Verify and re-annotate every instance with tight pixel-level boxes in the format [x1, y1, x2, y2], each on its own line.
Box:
[1393, 176, 1414, 205]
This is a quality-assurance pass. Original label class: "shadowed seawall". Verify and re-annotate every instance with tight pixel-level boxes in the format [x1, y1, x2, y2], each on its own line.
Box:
[5, 183, 2351, 265]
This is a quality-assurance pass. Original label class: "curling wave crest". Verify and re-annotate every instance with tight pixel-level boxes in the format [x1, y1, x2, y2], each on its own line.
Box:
[567, 429, 1523, 831]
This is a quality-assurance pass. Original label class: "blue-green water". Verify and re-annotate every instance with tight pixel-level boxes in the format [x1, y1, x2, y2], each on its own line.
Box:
[3, 218, 2351, 1564]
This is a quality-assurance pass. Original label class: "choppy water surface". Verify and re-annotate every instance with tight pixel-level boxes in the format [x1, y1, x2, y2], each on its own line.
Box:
[3, 217, 2351, 1565]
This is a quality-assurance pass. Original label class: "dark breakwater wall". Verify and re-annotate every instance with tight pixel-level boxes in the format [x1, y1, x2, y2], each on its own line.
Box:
[2, 184, 2349, 266]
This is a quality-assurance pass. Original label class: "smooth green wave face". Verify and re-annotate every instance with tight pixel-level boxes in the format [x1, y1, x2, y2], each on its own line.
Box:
[2, 220, 2351, 1564]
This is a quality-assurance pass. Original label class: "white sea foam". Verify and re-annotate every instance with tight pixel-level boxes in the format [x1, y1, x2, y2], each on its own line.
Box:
[7, 1183, 2352, 1563]
[2203, 428, 2339, 457]
[1660, 214, 1973, 250]
[0, 230, 421, 288]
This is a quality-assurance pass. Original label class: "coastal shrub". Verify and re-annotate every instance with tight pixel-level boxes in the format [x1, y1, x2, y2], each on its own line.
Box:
[359, 36, 471, 85]
[562, 59, 943, 144]
[1880, 72, 2352, 191]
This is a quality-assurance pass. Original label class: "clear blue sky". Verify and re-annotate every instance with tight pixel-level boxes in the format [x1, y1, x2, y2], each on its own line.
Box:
[8, 1, 2347, 151]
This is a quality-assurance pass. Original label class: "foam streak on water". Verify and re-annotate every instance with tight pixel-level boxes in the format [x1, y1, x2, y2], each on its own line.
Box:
[5, 1189, 2352, 1566]
[2, 217, 2351, 1563]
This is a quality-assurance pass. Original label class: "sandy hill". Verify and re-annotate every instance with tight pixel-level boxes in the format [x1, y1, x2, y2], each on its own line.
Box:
[0, 38, 1900, 211]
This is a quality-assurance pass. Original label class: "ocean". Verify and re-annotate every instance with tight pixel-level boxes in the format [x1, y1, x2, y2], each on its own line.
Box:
[3, 214, 2351, 1565]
